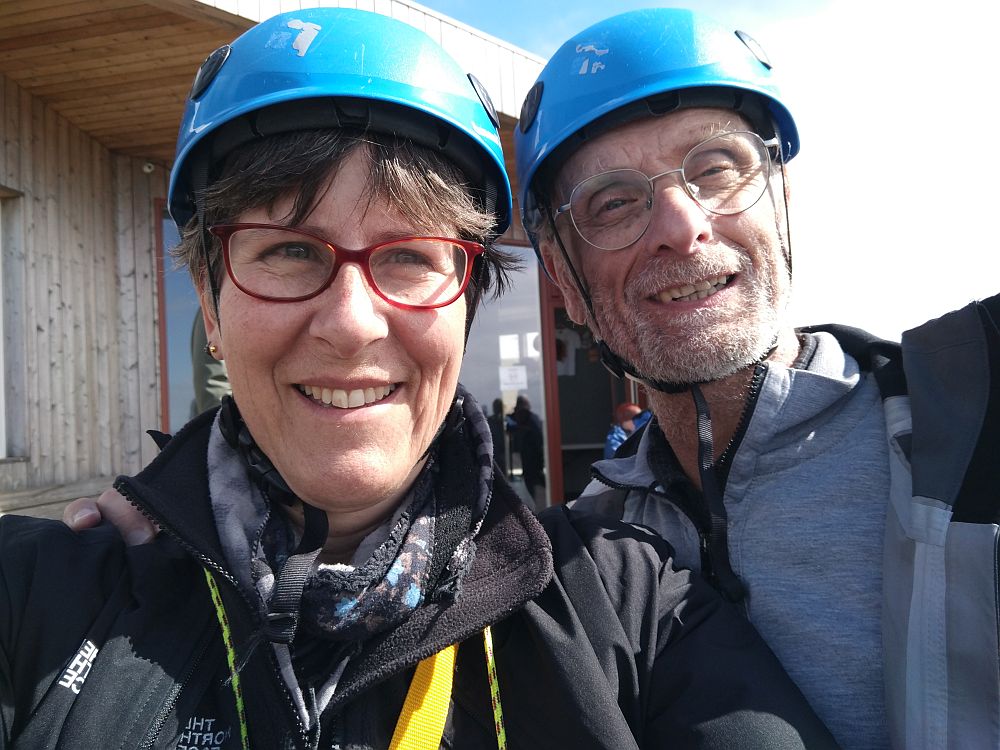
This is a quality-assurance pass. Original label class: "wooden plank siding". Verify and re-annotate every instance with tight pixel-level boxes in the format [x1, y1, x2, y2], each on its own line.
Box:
[0, 71, 165, 493]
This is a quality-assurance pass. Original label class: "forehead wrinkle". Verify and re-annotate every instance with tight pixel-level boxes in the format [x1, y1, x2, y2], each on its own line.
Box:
[556, 110, 756, 198]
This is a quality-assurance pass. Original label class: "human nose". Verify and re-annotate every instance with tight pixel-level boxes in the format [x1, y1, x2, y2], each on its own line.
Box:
[308, 263, 389, 356]
[643, 171, 713, 255]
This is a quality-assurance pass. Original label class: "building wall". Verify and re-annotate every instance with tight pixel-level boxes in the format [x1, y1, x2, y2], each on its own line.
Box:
[0, 73, 165, 493]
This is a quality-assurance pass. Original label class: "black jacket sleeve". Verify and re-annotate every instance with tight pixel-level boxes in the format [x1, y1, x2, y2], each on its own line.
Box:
[536, 506, 838, 749]
[0, 516, 129, 748]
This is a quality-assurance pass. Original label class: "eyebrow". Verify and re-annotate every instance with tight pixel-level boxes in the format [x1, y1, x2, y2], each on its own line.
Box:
[279, 223, 452, 245]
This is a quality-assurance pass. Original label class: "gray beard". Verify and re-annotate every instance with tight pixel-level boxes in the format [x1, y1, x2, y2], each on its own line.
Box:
[590, 259, 787, 385]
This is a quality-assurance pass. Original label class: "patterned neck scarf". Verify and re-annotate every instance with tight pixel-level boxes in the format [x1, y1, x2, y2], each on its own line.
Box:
[210, 386, 494, 684]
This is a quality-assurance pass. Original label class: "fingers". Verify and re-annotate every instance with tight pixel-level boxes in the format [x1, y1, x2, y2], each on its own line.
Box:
[63, 487, 157, 546]
[63, 497, 102, 529]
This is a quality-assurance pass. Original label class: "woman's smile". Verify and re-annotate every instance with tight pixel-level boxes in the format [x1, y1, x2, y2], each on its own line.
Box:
[296, 382, 397, 409]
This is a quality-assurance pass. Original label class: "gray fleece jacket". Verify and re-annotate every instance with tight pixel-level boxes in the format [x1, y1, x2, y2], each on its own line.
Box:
[574, 331, 890, 750]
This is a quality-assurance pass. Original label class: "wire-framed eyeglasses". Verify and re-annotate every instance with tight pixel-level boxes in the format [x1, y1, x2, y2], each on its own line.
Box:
[209, 224, 485, 310]
[554, 131, 780, 251]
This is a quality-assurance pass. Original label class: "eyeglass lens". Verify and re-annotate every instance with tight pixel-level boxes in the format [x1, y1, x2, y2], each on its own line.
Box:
[225, 227, 469, 307]
[568, 131, 772, 250]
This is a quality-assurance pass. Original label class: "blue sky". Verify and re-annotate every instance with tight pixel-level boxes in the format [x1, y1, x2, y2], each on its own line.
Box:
[414, 0, 999, 340]
[418, 0, 821, 59]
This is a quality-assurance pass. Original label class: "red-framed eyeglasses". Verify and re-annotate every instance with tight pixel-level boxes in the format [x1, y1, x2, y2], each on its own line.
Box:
[209, 223, 486, 310]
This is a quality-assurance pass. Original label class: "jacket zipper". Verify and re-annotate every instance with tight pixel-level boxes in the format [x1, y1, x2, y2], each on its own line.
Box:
[716, 362, 767, 471]
[136, 625, 212, 750]
[589, 362, 767, 583]
[113, 479, 312, 749]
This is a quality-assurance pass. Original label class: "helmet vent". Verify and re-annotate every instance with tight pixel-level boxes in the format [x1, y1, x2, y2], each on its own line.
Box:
[468, 74, 500, 131]
[189, 45, 231, 101]
[519, 82, 543, 133]
[734, 30, 772, 70]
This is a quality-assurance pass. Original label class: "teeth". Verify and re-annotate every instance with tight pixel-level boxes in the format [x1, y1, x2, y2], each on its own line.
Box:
[657, 275, 730, 303]
[297, 383, 395, 409]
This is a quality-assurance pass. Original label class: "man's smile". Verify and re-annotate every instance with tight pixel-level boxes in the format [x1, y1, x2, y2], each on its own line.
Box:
[653, 274, 735, 303]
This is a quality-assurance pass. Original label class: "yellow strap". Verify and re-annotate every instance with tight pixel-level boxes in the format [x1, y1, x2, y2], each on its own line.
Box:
[389, 642, 459, 750]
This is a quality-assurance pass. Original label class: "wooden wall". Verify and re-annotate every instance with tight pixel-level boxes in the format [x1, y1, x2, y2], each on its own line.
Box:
[0, 72, 165, 493]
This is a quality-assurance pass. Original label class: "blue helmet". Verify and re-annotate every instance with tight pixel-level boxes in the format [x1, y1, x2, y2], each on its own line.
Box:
[514, 8, 799, 236]
[168, 7, 511, 235]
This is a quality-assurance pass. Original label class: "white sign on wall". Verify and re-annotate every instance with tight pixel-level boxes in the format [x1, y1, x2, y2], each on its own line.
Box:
[499, 365, 528, 392]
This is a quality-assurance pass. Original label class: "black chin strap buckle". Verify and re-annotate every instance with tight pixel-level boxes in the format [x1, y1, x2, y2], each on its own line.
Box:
[264, 611, 300, 645]
[597, 340, 627, 379]
[444, 394, 466, 434]
[598, 340, 692, 394]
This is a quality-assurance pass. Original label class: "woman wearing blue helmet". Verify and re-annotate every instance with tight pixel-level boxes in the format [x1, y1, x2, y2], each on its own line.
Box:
[4, 8, 835, 749]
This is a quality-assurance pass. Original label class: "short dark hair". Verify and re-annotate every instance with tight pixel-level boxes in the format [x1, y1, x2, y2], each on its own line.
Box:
[173, 128, 519, 304]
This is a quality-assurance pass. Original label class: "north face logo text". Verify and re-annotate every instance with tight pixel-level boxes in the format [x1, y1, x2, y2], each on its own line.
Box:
[58, 639, 98, 694]
[176, 716, 232, 749]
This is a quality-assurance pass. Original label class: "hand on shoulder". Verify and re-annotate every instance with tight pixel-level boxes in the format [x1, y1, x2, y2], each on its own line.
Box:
[62, 488, 157, 546]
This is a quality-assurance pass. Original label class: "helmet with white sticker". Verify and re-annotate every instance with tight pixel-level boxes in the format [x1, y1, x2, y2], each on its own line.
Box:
[514, 7, 798, 242]
[168, 7, 511, 235]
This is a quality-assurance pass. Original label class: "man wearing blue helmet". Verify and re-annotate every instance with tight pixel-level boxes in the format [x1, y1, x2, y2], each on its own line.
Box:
[516, 8, 1000, 750]
[8, 7, 839, 749]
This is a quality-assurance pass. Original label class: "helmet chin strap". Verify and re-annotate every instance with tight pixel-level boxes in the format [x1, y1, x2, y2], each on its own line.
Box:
[462, 257, 487, 351]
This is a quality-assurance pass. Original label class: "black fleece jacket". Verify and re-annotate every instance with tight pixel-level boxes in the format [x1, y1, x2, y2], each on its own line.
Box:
[0, 408, 837, 749]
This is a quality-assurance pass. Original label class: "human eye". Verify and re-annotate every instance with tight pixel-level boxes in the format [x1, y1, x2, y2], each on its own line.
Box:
[598, 194, 634, 213]
[686, 150, 740, 184]
[385, 246, 437, 267]
[374, 240, 455, 275]
[264, 241, 317, 261]
[577, 177, 646, 225]
[688, 136, 765, 186]
[241, 232, 326, 267]
[226, 228, 332, 298]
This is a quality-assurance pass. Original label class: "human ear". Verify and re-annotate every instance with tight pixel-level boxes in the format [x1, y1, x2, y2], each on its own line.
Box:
[540, 240, 589, 326]
[199, 286, 223, 360]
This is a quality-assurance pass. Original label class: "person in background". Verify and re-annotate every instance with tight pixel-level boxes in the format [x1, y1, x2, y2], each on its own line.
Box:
[36, 8, 837, 748]
[486, 397, 508, 478]
[604, 402, 650, 459]
[514, 8, 1000, 749]
[509, 395, 545, 506]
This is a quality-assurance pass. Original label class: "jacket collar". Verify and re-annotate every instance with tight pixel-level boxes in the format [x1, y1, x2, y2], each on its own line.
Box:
[585, 331, 869, 495]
